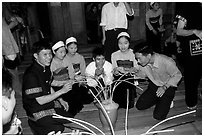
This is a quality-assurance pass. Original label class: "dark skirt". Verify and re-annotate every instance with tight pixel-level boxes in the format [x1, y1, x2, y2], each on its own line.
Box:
[112, 74, 136, 109]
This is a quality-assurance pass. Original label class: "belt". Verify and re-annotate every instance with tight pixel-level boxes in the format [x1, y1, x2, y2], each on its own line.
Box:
[29, 109, 56, 121]
[107, 28, 125, 31]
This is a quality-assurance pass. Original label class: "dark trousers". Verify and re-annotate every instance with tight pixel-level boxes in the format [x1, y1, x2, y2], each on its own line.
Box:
[104, 28, 127, 62]
[136, 81, 176, 120]
[112, 75, 136, 109]
[28, 108, 73, 135]
[146, 25, 161, 53]
[184, 55, 202, 107]
[52, 83, 90, 116]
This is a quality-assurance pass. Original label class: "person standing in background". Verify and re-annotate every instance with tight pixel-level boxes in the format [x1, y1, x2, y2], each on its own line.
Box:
[175, 2, 202, 110]
[100, 2, 134, 62]
[2, 4, 24, 96]
[86, 4, 100, 43]
[146, 2, 164, 53]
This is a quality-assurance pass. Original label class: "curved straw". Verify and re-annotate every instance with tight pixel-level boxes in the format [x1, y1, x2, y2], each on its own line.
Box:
[53, 114, 96, 135]
[125, 89, 129, 135]
[142, 129, 174, 135]
[113, 78, 143, 91]
[68, 117, 105, 135]
[62, 131, 94, 135]
[111, 77, 143, 99]
[89, 89, 115, 135]
[145, 110, 196, 134]
[112, 72, 129, 92]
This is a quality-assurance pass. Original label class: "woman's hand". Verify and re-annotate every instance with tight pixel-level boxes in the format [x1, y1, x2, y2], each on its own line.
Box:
[113, 67, 123, 75]
[129, 67, 138, 74]
[59, 98, 69, 111]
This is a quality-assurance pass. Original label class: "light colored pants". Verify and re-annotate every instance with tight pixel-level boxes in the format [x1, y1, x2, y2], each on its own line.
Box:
[8, 68, 22, 96]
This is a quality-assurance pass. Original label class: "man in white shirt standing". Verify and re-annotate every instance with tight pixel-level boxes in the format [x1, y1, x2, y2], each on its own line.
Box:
[100, 2, 134, 62]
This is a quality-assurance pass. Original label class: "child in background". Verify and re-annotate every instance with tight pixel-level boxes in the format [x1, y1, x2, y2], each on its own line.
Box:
[146, 2, 164, 53]
[65, 37, 93, 104]
[164, 23, 183, 73]
[111, 32, 139, 109]
[2, 68, 22, 134]
[164, 24, 181, 60]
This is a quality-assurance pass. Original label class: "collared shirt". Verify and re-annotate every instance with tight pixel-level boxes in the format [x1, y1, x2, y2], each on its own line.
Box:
[138, 53, 182, 87]
[85, 61, 113, 87]
[100, 2, 133, 31]
[22, 61, 54, 118]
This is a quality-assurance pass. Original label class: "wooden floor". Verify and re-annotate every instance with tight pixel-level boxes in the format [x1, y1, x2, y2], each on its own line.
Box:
[15, 79, 202, 135]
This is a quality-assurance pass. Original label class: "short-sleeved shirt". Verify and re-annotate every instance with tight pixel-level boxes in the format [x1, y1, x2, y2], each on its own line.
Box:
[22, 61, 54, 118]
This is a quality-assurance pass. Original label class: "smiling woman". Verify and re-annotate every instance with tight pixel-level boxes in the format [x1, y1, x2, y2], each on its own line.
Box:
[111, 32, 139, 109]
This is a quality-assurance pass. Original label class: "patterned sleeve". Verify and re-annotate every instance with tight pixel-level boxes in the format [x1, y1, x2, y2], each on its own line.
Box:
[23, 72, 44, 99]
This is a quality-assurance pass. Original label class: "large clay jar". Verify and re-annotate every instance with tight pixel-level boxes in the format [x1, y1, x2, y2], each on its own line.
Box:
[95, 100, 119, 131]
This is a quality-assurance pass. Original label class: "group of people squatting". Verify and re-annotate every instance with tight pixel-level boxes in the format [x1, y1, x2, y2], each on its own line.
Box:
[24, 32, 182, 134]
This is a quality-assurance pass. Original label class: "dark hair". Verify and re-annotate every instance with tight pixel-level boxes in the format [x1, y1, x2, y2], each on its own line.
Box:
[92, 47, 105, 59]
[90, 4, 98, 12]
[150, 2, 159, 10]
[2, 68, 13, 99]
[32, 39, 52, 54]
[133, 41, 154, 56]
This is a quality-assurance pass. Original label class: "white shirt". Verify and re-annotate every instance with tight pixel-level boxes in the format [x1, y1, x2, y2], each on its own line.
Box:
[100, 2, 133, 31]
[85, 61, 113, 87]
